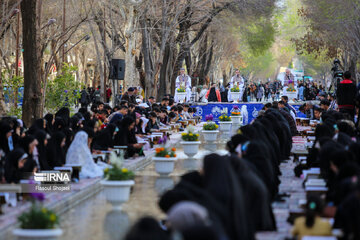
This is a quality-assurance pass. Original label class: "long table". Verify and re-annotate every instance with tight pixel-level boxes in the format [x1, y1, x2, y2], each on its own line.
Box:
[191, 102, 306, 123]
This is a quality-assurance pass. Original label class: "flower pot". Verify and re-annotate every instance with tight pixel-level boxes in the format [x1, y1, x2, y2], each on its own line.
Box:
[101, 180, 135, 210]
[153, 157, 177, 176]
[13, 228, 63, 240]
[230, 91, 241, 102]
[180, 141, 201, 158]
[219, 121, 232, 132]
[177, 92, 187, 103]
[202, 130, 219, 142]
[231, 115, 243, 125]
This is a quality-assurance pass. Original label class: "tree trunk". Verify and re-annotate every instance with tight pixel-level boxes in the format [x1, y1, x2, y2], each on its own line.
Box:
[349, 57, 357, 83]
[0, 65, 7, 115]
[141, 18, 155, 99]
[158, 43, 171, 101]
[124, 5, 138, 89]
[21, 0, 42, 126]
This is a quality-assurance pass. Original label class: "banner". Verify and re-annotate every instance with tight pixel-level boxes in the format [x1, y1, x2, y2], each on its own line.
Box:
[191, 103, 305, 124]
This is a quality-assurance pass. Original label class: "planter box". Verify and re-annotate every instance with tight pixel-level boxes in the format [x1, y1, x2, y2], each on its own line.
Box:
[153, 157, 177, 176]
[219, 121, 232, 132]
[230, 91, 241, 102]
[13, 229, 63, 240]
[176, 92, 187, 103]
[202, 130, 219, 142]
[101, 180, 135, 210]
[231, 115, 243, 125]
[180, 141, 201, 158]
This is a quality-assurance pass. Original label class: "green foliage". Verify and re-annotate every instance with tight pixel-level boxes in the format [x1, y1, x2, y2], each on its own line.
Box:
[230, 87, 240, 92]
[177, 88, 186, 92]
[155, 147, 177, 158]
[45, 64, 82, 112]
[2, 75, 23, 118]
[219, 115, 231, 122]
[244, 18, 276, 56]
[104, 166, 135, 181]
[203, 123, 218, 131]
[18, 203, 59, 229]
[181, 132, 200, 141]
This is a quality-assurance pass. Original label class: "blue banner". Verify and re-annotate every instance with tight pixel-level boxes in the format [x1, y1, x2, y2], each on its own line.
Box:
[191, 103, 305, 124]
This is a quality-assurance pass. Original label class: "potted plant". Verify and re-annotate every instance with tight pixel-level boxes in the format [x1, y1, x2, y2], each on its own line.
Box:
[13, 193, 63, 240]
[202, 115, 219, 142]
[218, 114, 232, 132]
[231, 106, 243, 125]
[176, 87, 187, 102]
[153, 136, 177, 175]
[180, 125, 201, 158]
[101, 166, 135, 210]
[230, 86, 241, 102]
[101, 152, 135, 211]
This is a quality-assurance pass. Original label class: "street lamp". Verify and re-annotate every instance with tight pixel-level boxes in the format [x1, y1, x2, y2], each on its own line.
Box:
[64, 35, 91, 55]
[41, 18, 56, 30]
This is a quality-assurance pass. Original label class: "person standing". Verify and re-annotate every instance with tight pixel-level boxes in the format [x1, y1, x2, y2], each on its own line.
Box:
[336, 71, 357, 120]
[93, 86, 101, 103]
[256, 84, 264, 102]
[284, 69, 295, 86]
[80, 87, 91, 109]
[228, 69, 245, 102]
[206, 83, 221, 102]
[174, 68, 192, 102]
[122, 87, 136, 104]
[106, 85, 112, 103]
[199, 85, 208, 103]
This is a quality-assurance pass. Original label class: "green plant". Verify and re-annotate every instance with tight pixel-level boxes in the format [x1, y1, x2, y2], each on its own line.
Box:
[181, 132, 200, 141]
[2, 75, 24, 118]
[104, 166, 135, 181]
[177, 88, 186, 92]
[219, 115, 231, 122]
[45, 63, 82, 112]
[203, 122, 218, 131]
[155, 147, 177, 158]
[18, 193, 59, 229]
[231, 87, 240, 92]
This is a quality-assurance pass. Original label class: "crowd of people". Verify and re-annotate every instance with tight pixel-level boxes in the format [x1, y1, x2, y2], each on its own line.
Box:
[0, 95, 200, 182]
[122, 107, 360, 240]
[196, 79, 327, 103]
[1, 69, 360, 239]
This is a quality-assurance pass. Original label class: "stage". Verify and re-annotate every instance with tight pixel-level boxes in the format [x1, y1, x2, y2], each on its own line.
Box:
[191, 102, 306, 124]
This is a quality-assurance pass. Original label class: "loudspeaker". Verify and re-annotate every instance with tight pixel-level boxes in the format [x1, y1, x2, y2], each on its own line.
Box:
[109, 59, 125, 80]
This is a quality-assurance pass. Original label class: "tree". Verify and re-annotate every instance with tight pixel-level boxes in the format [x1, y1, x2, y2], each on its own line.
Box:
[21, 0, 42, 126]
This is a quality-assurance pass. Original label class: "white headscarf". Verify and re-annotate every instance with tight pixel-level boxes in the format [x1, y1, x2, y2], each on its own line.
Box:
[141, 117, 149, 133]
[66, 131, 103, 179]
[167, 201, 210, 231]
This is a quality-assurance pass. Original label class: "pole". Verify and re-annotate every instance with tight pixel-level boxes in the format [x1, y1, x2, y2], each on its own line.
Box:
[62, 0, 66, 65]
[103, 6, 107, 103]
[14, 5, 20, 108]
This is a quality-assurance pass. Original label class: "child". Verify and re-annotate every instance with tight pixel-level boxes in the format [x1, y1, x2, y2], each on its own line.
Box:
[291, 195, 332, 239]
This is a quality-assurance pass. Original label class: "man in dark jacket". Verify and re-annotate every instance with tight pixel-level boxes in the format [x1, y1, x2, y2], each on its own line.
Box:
[336, 71, 357, 120]
[121, 87, 136, 104]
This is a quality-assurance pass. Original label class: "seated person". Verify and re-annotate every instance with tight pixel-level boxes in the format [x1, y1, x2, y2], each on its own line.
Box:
[146, 112, 160, 132]
[159, 109, 169, 125]
[314, 107, 323, 120]
[114, 117, 144, 158]
[177, 105, 184, 121]
[168, 112, 178, 124]
[183, 104, 191, 119]
[292, 195, 332, 240]
[299, 103, 316, 120]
